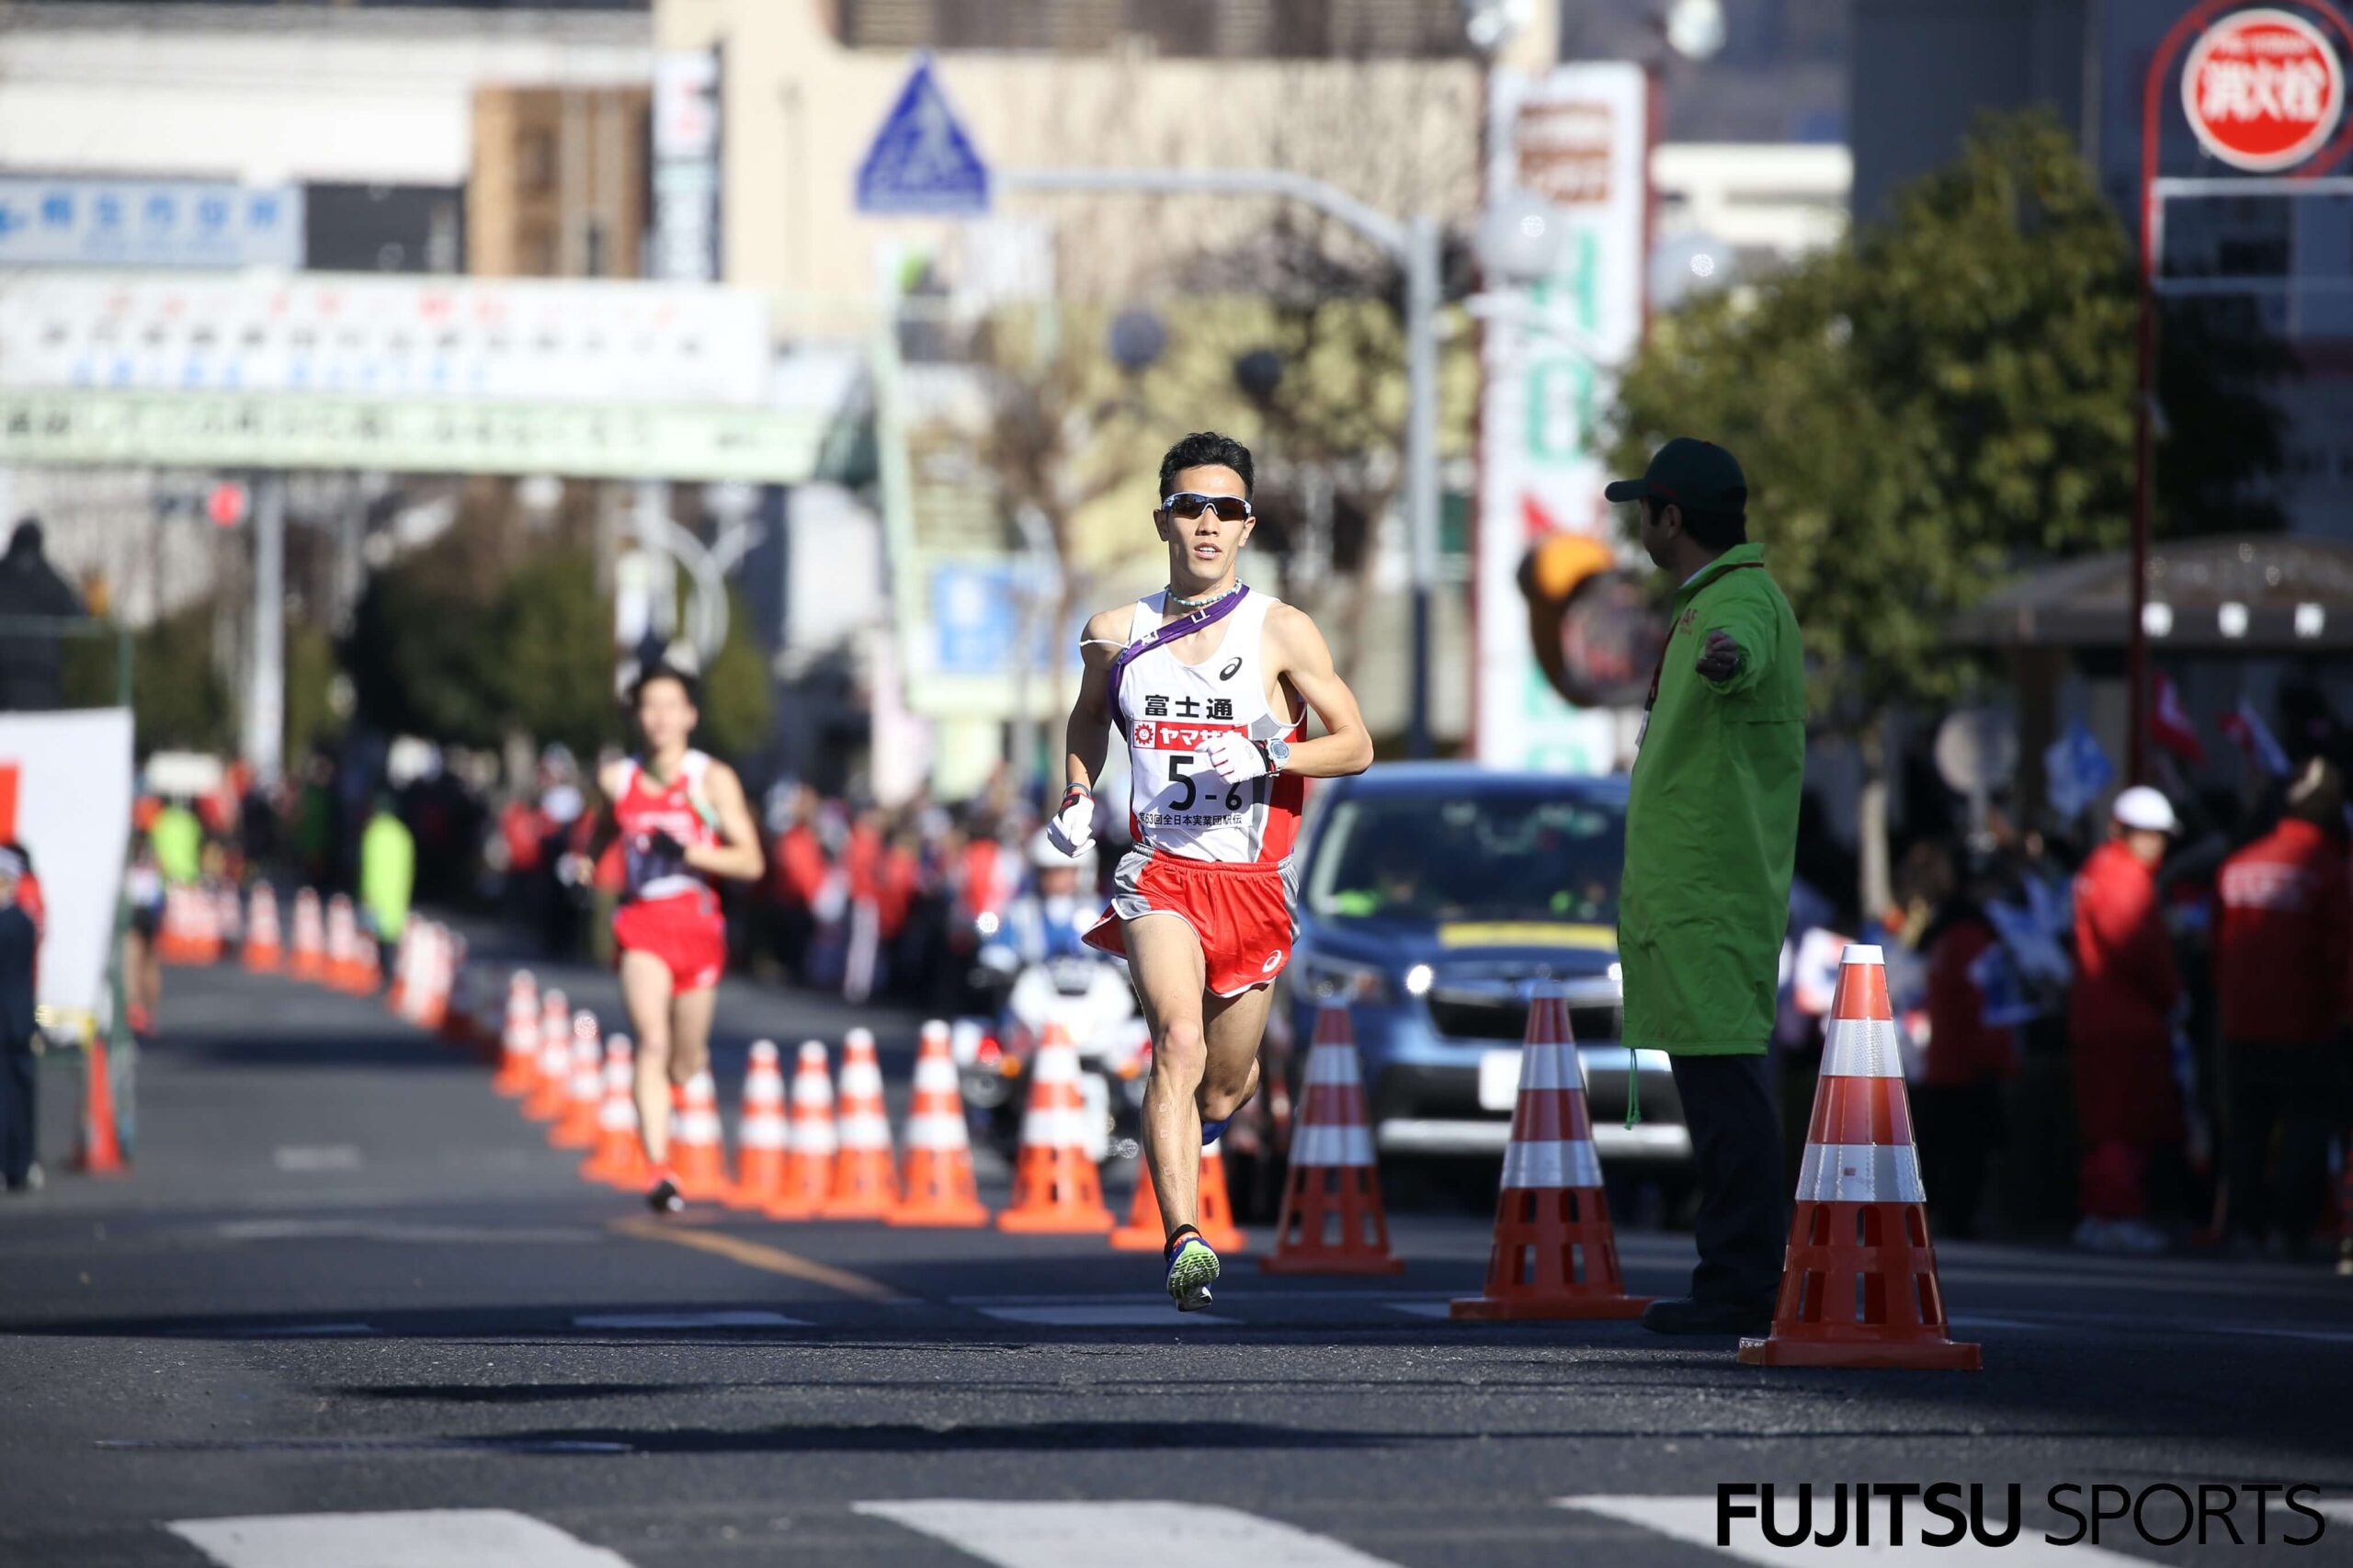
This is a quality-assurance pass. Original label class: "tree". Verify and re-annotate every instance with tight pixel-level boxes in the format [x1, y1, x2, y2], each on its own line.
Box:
[697, 585, 774, 763]
[1612, 109, 2282, 717]
[1608, 110, 2284, 903]
[494, 545, 617, 761]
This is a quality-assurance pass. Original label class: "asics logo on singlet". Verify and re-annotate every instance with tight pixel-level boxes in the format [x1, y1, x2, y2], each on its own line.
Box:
[1218, 655, 1244, 680]
[1262, 951, 1283, 972]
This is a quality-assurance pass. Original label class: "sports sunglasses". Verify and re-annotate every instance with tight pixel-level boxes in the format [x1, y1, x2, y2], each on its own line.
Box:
[1160, 492, 1253, 522]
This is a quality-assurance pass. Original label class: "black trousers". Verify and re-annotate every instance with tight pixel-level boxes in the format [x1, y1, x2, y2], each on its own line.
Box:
[1668, 1051, 1786, 1310]
[2224, 1041, 2340, 1245]
[1913, 1078, 2006, 1240]
[0, 1047, 35, 1189]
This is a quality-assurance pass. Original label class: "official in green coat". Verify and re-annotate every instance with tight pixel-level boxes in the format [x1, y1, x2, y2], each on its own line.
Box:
[1609, 437, 1805, 1336]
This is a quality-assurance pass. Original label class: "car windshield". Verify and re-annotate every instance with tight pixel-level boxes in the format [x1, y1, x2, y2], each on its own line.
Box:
[1305, 790, 1625, 926]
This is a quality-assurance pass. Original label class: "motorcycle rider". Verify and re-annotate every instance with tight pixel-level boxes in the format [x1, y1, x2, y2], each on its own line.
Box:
[983, 830, 1097, 971]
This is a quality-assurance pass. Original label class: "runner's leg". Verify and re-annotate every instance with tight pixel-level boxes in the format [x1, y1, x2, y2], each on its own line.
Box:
[1199, 983, 1272, 1134]
[667, 983, 716, 1089]
[1130, 913, 1210, 1235]
[621, 949, 677, 1165]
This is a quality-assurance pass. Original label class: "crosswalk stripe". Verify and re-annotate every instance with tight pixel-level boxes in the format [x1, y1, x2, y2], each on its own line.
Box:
[170, 1509, 635, 1568]
[857, 1501, 1404, 1568]
[1556, 1494, 2151, 1564]
[973, 1305, 1236, 1327]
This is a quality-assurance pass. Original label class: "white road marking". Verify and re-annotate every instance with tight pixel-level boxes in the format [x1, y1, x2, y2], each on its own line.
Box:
[170, 1509, 636, 1568]
[858, 1501, 1404, 1568]
[1387, 1301, 1455, 1319]
[1557, 1494, 2151, 1564]
[2213, 1323, 2353, 1346]
[272, 1145, 363, 1172]
[1945, 1314, 2052, 1332]
[2288, 1497, 2353, 1527]
[571, 1311, 807, 1330]
[973, 1305, 1237, 1327]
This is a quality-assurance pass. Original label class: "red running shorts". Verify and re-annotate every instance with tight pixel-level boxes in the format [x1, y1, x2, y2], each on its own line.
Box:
[1084, 847, 1297, 997]
[613, 890, 726, 993]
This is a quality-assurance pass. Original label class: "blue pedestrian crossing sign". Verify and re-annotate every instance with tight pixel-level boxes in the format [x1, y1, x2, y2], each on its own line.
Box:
[856, 55, 990, 217]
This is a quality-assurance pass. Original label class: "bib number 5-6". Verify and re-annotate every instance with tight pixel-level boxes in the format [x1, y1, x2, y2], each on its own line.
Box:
[1167, 754, 1246, 813]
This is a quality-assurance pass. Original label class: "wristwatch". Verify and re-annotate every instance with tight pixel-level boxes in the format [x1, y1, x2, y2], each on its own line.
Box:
[1256, 735, 1293, 775]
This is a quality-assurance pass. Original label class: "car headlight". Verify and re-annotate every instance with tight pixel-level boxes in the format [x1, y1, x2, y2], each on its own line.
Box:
[1295, 953, 1393, 1006]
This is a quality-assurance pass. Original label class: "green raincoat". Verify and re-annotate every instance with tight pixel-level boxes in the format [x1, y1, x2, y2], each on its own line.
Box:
[1619, 543, 1805, 1055]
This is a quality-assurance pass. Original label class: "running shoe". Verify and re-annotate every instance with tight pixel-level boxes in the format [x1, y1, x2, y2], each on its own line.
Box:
[1165, 1232, 1221, 1312]
[645, 1167, 685, 1215]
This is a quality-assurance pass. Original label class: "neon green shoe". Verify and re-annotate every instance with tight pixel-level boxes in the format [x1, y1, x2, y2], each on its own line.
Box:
[1164, 1233, 1221, 1312]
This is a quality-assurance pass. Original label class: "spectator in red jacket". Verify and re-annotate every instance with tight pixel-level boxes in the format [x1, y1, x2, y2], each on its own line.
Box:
[2069, 786, 2184, 1254]
[1915, 846, 2019, 1240]
[2214, 758, 2350, 1256]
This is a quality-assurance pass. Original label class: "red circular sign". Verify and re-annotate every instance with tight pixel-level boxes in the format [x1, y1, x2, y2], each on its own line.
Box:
[2183, 8, 2347, 171]
[206, 481, 248, 528]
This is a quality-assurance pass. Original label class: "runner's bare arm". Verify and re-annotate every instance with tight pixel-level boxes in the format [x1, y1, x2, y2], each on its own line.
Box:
[1063, 608, 1124, 794]
[681, 761, 765, 882]
[1266, 604, 1374, 778]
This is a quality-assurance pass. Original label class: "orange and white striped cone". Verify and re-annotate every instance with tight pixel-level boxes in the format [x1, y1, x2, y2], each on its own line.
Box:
[551, 1011, 605, 1150]
[1110, 1139, 1246, 1252]
[522, 988, 572, 1122]
[727, 1040, 790, 1212]
[413, 925, 453, 1032]
[492, 971, 540, 1096]
[289, 889, 325, 981]
[580, 1034, 643, 1188]
[1262, 999, 1403, 1273]
[1452, 985, 1648, 1319]
[1740, 944, 1983, 1369]
[671, 1069, 734, 1201]
[191, 887, 223, 964]
[768, 1040, 839, 1219]
[385, 923, 415, 1015]
[891, 1020, 989, 1228]
[323, 895, 362, 993]
[241, 884, 282, 972]
[212, 884, 242, 952]
[825, 1028, 901, 1219]
[997, 1022, 1114, 1233]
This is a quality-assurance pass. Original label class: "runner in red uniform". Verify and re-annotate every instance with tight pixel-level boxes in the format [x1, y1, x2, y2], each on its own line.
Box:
[593, 665, 764, 1213]
[1052, 432, 1372, 1308]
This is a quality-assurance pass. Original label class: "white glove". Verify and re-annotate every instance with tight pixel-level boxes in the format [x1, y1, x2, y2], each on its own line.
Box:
[1200, 732, 1268, 786]
[1046, 788, 1095, 857]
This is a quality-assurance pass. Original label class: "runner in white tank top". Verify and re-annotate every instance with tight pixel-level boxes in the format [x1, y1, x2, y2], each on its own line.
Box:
[1051, 433, 1373, 1310]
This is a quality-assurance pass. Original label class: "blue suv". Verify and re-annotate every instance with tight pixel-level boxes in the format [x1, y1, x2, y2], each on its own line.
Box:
[1283, 765, 1690, 1187]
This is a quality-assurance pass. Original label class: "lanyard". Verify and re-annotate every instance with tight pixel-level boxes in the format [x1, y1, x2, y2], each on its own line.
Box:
[1109, 586, 1251, 737]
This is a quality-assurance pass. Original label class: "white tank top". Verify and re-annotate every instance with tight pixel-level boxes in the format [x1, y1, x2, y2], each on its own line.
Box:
[1114, 589, 1306, 866]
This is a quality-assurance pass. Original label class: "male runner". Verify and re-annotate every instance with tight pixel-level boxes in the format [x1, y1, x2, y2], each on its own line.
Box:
[589, 665, 764, 1213]
[1050, 432, 1372, 1310]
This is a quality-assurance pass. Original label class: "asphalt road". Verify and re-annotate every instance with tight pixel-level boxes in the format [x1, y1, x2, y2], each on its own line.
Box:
[2, 954, 2348, 1567]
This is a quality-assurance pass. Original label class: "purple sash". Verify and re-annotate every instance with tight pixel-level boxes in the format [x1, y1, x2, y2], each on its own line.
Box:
[1109, 587, 1250, 737]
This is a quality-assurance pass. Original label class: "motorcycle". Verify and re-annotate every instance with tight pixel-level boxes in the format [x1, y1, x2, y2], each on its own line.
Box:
[955, 939, 1151, 1165]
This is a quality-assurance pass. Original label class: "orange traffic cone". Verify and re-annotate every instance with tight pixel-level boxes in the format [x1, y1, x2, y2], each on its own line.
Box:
[551, 1011, 605, 1150]
[212, 884, 242, 951]
[767, 1040, 838, 1219]
[671, 1069, 734, 1201]
[492, 971, 540, 1096]
[891, 1020, 989, 1228]
[385, 922, 415, 1015]
[824, 1028, 900, 1219]
[241, 884, 282, 972]
[997, 1022, 1114, 1233]
[1111, 1139, 1246, 1252]
[522, 988, 572, 1122]
[1740, 944, 1983, 1369]
[727, 1040, 790, 1212]
[580, 1034, 643, 1188]
[1262, 999, 1402, 1274]
[353, 933, 381, 996]
[324, 895, 363, 993]
[72, 1035, 126, 1175]
[408, 925, 449, 1030]
[289, 889, 325, 981]
[1452, 986, 1648, 1319]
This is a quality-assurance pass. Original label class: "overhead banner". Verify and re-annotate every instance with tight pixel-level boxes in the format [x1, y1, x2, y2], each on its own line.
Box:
[0, 709, 133, 1029]
[1475, 64, 1650, 774]
[0, 177, 302, 270]
[0, 390, 828, 484]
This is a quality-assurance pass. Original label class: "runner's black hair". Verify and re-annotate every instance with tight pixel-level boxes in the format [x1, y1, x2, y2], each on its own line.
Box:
[629, 663, 701, 710]
[1158, 432, 1254, 498]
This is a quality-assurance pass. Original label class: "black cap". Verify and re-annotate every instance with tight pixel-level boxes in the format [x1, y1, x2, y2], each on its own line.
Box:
[1604, 437, 1746, 511]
